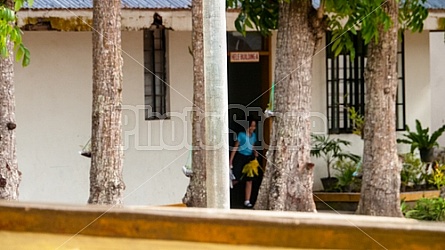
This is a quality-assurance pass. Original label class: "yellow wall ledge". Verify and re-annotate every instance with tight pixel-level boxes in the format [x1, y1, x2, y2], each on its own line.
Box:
[1, 201, 444, 249]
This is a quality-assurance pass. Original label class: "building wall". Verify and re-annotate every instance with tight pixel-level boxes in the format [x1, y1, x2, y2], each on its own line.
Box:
[120, 30, 193, 206]
[15, 31, 92, 204]
[430, 32, 445, 146]
[404, 31, 432, 131]
[15, 30, 193, 205]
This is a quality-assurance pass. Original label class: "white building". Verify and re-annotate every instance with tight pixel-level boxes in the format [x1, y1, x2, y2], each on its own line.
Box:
[12, 1, 445, 205]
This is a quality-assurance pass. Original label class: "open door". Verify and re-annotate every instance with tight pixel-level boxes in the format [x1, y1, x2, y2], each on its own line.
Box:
[227, 31, 271, 208]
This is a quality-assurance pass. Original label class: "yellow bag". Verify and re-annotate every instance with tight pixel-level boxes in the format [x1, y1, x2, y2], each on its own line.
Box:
[242, 159, 262, 178]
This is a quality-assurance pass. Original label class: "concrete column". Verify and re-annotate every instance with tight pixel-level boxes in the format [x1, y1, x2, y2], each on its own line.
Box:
[203, 0, 230, 209]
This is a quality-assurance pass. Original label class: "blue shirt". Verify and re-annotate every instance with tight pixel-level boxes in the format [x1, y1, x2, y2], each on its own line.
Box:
[237, 132, 257, 156]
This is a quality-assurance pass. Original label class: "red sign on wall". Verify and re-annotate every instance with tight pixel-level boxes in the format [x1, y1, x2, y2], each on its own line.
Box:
[230, 52, 260, 63]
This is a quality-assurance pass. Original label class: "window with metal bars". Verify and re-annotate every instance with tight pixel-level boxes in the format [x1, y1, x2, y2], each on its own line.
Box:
[326, 32, 406, 134]
[144, 28, 168, 120]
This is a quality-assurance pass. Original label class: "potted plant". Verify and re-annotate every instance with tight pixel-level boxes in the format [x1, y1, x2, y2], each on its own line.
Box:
[400, 153, 423, 191]
[310, 134, 360, 191]
[333, 158, 362, 192]
[397, 120, 445, 162]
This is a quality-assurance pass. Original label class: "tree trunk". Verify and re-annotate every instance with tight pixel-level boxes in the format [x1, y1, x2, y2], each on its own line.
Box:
[183, 0, 207, 207]
[0, 0, 20, 200]
[356, 0, 402, 217]
[88, 0, 125, 205]
[255, 1, 317, 211]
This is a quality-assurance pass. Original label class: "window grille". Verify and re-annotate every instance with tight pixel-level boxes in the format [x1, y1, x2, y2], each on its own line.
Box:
[326, 32, 406, 134]
[144, 28, 168, 120]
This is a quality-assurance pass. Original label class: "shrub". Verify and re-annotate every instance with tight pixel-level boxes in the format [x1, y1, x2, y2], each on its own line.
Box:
[310, 134, 360, 179]
[400, 153, 424, 189]
[405, 197, 445, 221]
[333, 159, 362, 192]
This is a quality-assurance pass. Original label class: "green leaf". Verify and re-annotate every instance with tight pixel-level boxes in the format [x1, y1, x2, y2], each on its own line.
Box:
[15, 1, 23, 11]
[1, 46, 8, 57]
[350, 25, 357, 35]
[2, 7, 16, 22]
[15, 44, 24, 62]
[349, 46, 356, 61]
[334, 43, 343, 57]
[22, 46, 30, 67]
[244, 18, 253, 29]
[234, 17, 243, 34]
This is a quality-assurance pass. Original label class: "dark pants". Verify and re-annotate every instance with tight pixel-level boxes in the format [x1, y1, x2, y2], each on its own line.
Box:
[232, 152, 255, 181]
[230, 153, 263, 209]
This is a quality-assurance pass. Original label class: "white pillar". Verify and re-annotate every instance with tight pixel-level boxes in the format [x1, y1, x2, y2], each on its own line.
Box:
[203, 0, 230, 209]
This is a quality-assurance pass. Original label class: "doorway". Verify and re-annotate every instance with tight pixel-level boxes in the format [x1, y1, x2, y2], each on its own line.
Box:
[227, 32, 271, 208]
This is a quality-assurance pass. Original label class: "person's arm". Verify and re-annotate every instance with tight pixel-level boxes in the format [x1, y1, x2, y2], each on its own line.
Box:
[253, 133, 258, 158]
[229, 141, 239, 168]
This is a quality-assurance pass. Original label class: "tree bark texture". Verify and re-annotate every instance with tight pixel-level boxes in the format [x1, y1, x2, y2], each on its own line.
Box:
[88, 0, 125, 205]
[356, 0, 402, 217]
[183, 0, 207, 207]
[255, 0, 317, 211]
[0, 0, 20, 200]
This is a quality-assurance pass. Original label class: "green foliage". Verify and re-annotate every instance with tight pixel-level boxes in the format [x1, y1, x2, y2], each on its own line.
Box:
[405, 197, 445, 221]
[347, 107, 364, 137]
[15, 0, 34, 11]
[397, 120, 445, 153]
[325, 0, 428, 60]
[310, 134, 360, 178]
[0, 0, 32, 66]
[401, 153, 424, 188]
[228, 0, 428, 60]
[399, 0, 428, 33]
[333, 158, 362, 192]
[400, 199, 410, 216]
[226, 0, 280, 36]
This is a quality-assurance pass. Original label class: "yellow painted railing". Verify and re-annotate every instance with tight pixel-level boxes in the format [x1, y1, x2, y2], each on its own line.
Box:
[0, 201, 444, 249]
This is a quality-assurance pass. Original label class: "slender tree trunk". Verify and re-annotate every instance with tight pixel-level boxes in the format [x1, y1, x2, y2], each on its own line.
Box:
[88, 0, 125, 205]
[183, 0, 207, 207]
[0, 0, 20, 200]
[357, 0, 402, 217]
[255, 0, 317, 211]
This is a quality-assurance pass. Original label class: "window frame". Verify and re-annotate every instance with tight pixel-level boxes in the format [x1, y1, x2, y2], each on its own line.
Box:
[144, 28, 169, 120]
[325, 32, 406, 134]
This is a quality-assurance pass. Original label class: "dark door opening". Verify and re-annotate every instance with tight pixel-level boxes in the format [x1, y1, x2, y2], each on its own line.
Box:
[227, 32, 270, 208]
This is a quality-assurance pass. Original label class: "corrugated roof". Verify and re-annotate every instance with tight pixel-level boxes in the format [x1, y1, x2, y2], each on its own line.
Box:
[25, 0, 445, 10]
[424, 0, 445, 9]
[26, 0, 192, 10]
